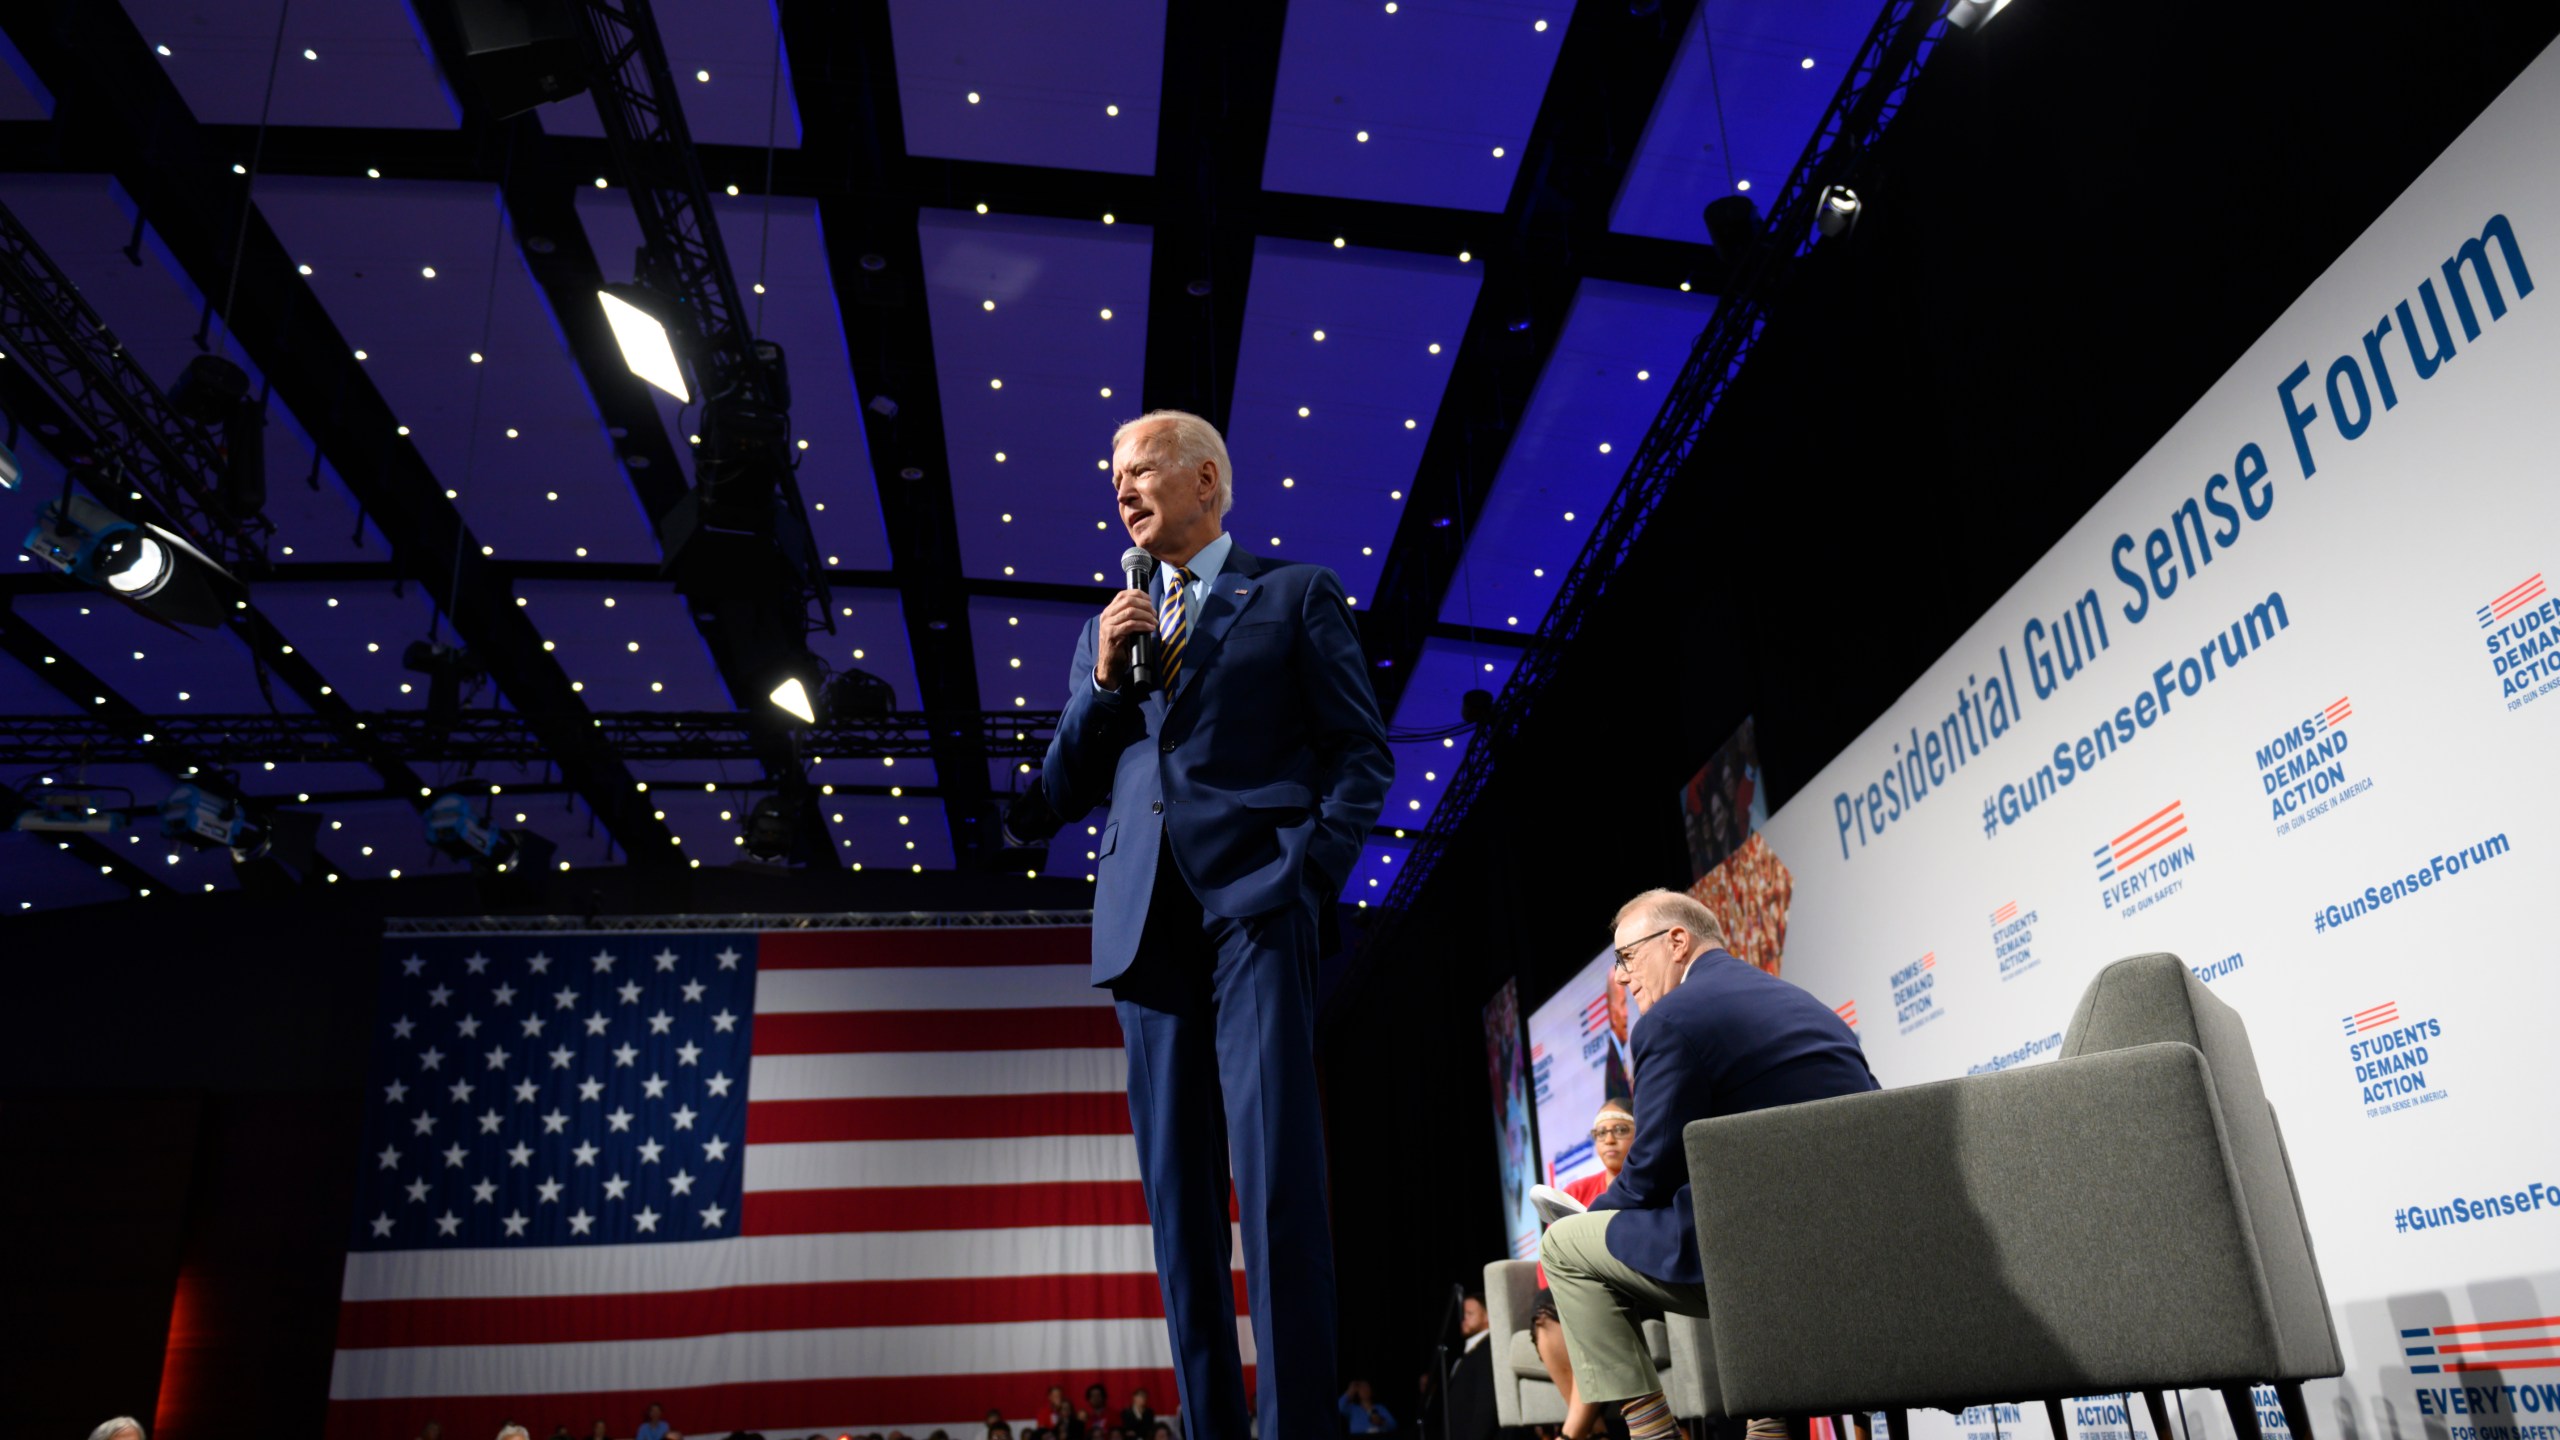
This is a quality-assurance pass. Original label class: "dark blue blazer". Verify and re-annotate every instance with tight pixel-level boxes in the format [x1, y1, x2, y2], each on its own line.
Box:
[1587, 948, 1878, 1286]
[1041, 545, 1393, 986]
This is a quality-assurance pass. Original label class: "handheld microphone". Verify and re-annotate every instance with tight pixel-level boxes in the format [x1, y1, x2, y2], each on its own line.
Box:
[1121, 545, 1162, 694]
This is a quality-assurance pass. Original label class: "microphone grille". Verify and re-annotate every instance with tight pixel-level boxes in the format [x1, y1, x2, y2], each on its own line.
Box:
[1120, 546, 1156, 580]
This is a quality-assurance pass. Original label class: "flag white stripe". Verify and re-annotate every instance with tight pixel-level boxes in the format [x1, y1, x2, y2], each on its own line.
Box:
[329, 1316, 1257, 1400]
[341, 1225, 1241, 1302]
[742, 1133, 1140, 1192]
[747, 1048, 1126, 1101]
[754, 965, 1107, 1014]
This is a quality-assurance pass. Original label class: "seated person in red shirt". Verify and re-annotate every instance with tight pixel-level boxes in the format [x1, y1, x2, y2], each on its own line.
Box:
[1534, 1098, 1635, 1431]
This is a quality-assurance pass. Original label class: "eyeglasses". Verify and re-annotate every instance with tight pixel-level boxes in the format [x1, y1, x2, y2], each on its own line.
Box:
[1612, 926, 1672, 974]
[1589, 1122, 1635, 1140]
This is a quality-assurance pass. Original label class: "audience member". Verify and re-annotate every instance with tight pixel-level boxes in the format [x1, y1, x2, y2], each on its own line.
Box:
[1446, 1293, 1507, 1440]
[88, 1419, 146, 1440]
[1117, 1388, 1160, 1435]
[588, 1424, 610, 1440]
[498, 1428, 530, 1440]
[419, 1425, 444, 1440]
[1535, 1097, 1637, 1436]
[1541, 890, 1877, 1440]
[1081, 1384, 1111, 1433]
[638, 1405, 672, 1440]
[983, 1407, 1010, 1440]
[547, 1427, 573, 1440]
[1041, 1384, 1084, 1440]
[1339, 1379, 1397, 1433]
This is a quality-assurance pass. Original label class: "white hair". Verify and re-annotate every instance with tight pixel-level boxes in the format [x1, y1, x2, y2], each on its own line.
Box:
[1111, 409, 1235, 516]
[88, 1421, 145, 1440]
[1612, 887, 1727, 949]
[495, 1428, 530, 1440]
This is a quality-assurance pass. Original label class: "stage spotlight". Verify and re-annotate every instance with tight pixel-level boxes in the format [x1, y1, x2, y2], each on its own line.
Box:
[402, 640, 486, 727]
[423, 792, 555, 875]
[1461, 688, 1495, 726]
[742, 792, 801, 861]
[768, 675, 818, 725]
[25, 492, 247, 628]
[1944, 0, 2012, 29]
[0, 432, 21, 490]
[822, 668, 895, 721]
[169, 353, 267, 520]
[162, 783, 322, 885]
[10, 782, 133, 835]
[598, 282, 691, 403]
[1702, 195, 1762, 268]
[1816, 184, 1862, 239]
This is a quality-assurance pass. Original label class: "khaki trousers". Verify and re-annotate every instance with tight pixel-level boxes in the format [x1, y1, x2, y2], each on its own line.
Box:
[1538, 1209, 1712, 1405]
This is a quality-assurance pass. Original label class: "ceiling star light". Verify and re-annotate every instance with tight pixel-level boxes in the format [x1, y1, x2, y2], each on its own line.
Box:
[695, 69, 710, 82]
[1106, 103, 1119, 116]
[421, 266, 437, 278]
[1802, 56, 1816, 68]
[1356, 130, 1370, 142]
[156, 43, 171, 55]
[1428, 342, 1441, 354]
[1099, 307, 1113, 320]
[1534, 18, 1549, 30]
[982, 298, 995, 311]
[726, 184, 739, 196]
[1101, 213, 1115, 225]
[1736, 179, 1752, 192]
[1332, 237, 1346, 248]
[1492, 146, 1506, 158]
[975, 202, 988, 214]
[1297, 406, 1311, 418]
[303, 47, 318, 60]
[597, 285, 690, 403]
[966, 91, 981, 104]
[298, 263, 313, 275]
[367, 167, 381, 178]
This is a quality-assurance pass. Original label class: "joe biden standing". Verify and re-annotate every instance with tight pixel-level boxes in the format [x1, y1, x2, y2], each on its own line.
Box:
[1032, 408, 1392, 1439]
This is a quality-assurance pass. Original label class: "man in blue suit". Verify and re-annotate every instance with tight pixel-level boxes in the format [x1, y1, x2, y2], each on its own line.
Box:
[1540, 889, 1877, 1440]
[1033, 409, 1393, 1440]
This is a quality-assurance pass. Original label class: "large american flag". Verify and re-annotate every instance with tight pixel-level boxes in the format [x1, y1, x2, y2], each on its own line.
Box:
[328, 922, 1247, 1439]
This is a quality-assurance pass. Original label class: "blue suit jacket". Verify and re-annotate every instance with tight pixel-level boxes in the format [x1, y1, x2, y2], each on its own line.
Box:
[1041, 545, 1393, 987]
[1587, 949, 1878, 1286]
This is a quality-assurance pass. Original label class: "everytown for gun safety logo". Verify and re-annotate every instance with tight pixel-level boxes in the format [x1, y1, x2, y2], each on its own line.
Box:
[2344, 999, 2449, 1119]
[2261, 695, 2374, 836]
[2401, 1313, 2560, 1440]
[2481, 572, 2560, 711]
[2093, 800, 2195, 917]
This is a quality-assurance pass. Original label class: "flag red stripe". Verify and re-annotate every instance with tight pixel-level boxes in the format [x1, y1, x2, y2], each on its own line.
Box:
[2114, 825, 2190, 869]
[2435, 1336, 2560, 1355]
[322, 1367, 1202, 1440]
[742, 1181, 1152, 1234]
[2111, 799, 2183, 847]
[755, 928, 1092, 970]
[334, 1271, 1250, 1350]
[747, 1092, 1133, 1144]
[751, 1006, 1124, 1055]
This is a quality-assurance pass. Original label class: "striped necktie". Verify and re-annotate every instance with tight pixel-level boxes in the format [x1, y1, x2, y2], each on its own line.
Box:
[1159, 564, 1198, 693]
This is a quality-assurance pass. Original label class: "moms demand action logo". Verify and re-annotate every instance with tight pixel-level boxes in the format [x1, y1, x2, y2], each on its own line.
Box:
[2481, 573, 2560, 710]
[2261, 696, 2374, 836]
[2344, 1000, 2449, 1118]
[1889, 953, 1941, 1034]
[2094, 800, 2196, 917]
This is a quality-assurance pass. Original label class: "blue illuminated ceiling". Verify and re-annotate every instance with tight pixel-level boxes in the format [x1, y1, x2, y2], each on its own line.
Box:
[0, 0, 1877, 911]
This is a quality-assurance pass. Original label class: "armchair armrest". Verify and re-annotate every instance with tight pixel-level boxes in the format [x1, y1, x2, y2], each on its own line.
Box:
[1484, 1258, 1543, 1426]
[1684, 1043, 2282, 1415]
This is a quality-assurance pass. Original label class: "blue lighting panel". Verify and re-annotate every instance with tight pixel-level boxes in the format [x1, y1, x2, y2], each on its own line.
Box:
[577, 191, 893, 572]
[1387, 635, 1520, 806]
[513, 580, 731, 712]
[0, 651, 84, 716]
[259, 178, 660, 563]
[125, 0, 458, 129]
[0, 836, 130, 912]
[15, 592, 308, 714]
[968, 596, 1093, 718]
[834, 794, 954, 873]
[1442, 279, 1715, 629]
[920, 209, 1151, 585]
[1262, 0, 1565, 213]
[252, 762, 403, 799]
[255, 581, 440, 710]
[318, 799, 441, 881]
[0, 24, 54, 119]
[0, 175, 377, 564]
[1610, 0, 1875, 242]
[1225, 238, 1480, 605]
[887, 0, 1165, 175]
[1345, 828, 1415, 904]
[542, 0, 800, 148]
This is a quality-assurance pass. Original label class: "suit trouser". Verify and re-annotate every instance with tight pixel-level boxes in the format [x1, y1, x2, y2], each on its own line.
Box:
[1539, 1210, 1710, 1405]
[1114, 844, 1337, 1440]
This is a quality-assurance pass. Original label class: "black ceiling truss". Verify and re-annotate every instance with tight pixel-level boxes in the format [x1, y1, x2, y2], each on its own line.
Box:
[0, 778, 158, 895]
[0, 710, 1059, 768]
[780, 2, 1002, 872]
[0, 604, 344, 887]
[0, 0, 683, 867]
[1358, 0, 1715, 722]
[0, 232, 433, 810]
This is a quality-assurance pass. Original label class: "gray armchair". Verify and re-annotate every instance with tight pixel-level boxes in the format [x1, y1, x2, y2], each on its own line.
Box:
[1682, 953, 2341, 1440]
[1484, 1259, 1723, 1427]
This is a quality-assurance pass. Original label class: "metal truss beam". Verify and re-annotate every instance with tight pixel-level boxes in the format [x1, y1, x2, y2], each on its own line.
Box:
[0, 710, 1059, 768]
[1365, 0, 1947, 933]
[0, 0, 683, 867]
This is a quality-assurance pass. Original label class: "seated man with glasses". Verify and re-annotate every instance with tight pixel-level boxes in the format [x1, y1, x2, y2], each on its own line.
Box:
[1540, 889, 1877, 1440]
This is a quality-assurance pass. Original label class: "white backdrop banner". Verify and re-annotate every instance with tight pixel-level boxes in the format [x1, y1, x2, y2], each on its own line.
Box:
[1757, 34, 2560, 1440]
